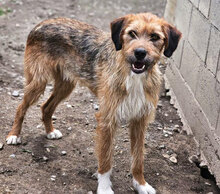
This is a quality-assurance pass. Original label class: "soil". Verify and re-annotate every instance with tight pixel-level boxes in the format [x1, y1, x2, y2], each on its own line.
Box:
[0, 0, 219, 194]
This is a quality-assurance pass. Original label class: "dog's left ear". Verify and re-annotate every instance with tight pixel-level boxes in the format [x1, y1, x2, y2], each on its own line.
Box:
[110, 17, 125, 51]
[163, 24, 182, 58]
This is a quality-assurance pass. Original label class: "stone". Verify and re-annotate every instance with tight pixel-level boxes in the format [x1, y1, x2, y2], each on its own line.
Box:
[188, 155, 199, 163]
[52, 115, 57, 120]
[0, 143, 4, 150]
[36, 124, 42, 129]
[169, 156, 178, 164]
[9, 154, 16, 158]
[67, 127, 72, 131]
[93, 104, 99, 110]
[61, 151, 67, 155]
[43, 156, 48, 161]
[66, 104, 72, 108]
[158, 145, 166, 149]
[200, 161, 208, 168]
[163, 130, 173, 135]
[12, 90, 19, 97]
[164, 134, 169, 137]
[87, 148, 94, 155]
[50, 177, 56, 181]
[162, 153, 170, 159]
[205, 182, 211, 186]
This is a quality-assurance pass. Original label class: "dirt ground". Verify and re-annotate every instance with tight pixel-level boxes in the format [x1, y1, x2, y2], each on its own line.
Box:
[0, 0, 219, 194]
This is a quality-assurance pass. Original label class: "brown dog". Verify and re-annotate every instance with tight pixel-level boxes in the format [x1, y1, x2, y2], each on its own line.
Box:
[6, 13, 181, 194]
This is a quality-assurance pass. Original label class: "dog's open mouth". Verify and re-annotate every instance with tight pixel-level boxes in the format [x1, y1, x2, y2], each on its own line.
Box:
[131, 62, 146, 74]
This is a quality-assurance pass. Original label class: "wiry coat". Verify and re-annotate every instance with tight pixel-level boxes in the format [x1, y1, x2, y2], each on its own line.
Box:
[7, 13, 181, 194]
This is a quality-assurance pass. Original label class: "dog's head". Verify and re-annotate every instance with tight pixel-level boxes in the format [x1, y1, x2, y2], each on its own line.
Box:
[111, 13, 182, 74]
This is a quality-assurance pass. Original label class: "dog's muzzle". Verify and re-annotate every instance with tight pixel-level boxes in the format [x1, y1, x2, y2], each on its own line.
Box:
[129, 48, 152, 74]
[131, 61, 147, 74]
[129, 48, 151, 74]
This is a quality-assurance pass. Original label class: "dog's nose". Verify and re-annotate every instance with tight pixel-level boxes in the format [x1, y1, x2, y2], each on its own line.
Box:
[134, 48, 147, 60]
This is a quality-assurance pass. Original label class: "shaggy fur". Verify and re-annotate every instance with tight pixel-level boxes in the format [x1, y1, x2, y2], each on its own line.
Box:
[7, 13, 181, 193]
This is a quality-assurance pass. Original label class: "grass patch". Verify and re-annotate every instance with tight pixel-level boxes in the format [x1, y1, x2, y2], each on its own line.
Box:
[0, 8, 5, 16]
[0, 7, 12, 16]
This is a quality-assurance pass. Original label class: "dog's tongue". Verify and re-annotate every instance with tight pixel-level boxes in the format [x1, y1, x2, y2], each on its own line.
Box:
[134, 62, 144, 69]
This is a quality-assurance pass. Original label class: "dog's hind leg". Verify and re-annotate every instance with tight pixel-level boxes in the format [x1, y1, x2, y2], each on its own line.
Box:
[41, 76, 76, 139]
[6, 79, 47, 145]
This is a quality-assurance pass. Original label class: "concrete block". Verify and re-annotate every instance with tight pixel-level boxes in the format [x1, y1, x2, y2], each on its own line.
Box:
[216, 79, 220, 95]
[195, 67, 220, 128]
[209, 0, 220, 29]
[217, 108, 220, 136]
[188, 7, 211, 62]
[164, 0, 177, 24]
[165, 63, 220, 185]
[180, 41, 201, 92]
[190, 0, 199, 7]
[206, 26, 220, 75]
[199, 0, 211, 18]
[165, 0, 220, 186]
[217, 58, 220, 83]
[175, 0, 192, 38]
[172, 39, 184, 69]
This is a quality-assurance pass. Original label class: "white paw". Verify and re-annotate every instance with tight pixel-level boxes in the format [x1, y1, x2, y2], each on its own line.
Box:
[47, 129, 62, 139]
[97, 169, 114, 194]
[133, 179, 156, 194]
[97, 187, 114, 194]
[6, 135, 21, 145]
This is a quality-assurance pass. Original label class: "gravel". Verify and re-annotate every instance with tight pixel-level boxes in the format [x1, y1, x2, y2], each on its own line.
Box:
[12, 90, 19, 97]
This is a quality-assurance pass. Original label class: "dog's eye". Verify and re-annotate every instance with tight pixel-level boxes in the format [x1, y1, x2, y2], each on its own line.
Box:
[128, 30, 137, 39]
[150, 33, 160, 41]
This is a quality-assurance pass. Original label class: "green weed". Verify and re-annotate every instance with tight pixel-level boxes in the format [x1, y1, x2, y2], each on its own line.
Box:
[0, 7, 12, 16]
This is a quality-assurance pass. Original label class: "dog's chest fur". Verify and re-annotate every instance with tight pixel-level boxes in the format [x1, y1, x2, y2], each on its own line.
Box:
[117, 72, 153, 121]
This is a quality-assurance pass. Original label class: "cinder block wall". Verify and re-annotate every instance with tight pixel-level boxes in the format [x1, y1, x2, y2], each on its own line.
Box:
[164, 0, 220, 185]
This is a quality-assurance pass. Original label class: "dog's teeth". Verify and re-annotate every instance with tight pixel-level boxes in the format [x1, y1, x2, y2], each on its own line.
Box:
[132, 64, 145, 71]
[132, 64, 135, 69]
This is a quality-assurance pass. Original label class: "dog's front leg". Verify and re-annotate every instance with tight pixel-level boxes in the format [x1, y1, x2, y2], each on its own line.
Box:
[129, 117, 156, 194]
[95, 113, 116, 194]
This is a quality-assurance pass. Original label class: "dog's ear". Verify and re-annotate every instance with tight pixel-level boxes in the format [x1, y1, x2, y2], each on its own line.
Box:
[110, 17, 125, 51]
[163, 24, 182, 58]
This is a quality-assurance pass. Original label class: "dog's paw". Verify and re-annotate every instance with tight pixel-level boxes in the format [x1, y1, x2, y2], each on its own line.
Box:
[133, 179, 156, 194]
[6, 135, 21, 145]
[97, 170, 114, 194]
[97, 187, 114, 194]
[47, 129, 62, 139]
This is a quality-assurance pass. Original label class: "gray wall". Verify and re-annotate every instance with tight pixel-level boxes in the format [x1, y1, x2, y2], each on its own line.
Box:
[164, 0, 220, 186]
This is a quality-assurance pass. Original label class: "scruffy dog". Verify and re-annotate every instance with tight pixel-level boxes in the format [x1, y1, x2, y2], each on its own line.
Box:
[6, 13, 181, 194]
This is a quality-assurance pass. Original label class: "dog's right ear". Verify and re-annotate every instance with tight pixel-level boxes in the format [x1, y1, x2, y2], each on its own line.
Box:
[110, 17, 125, 51]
